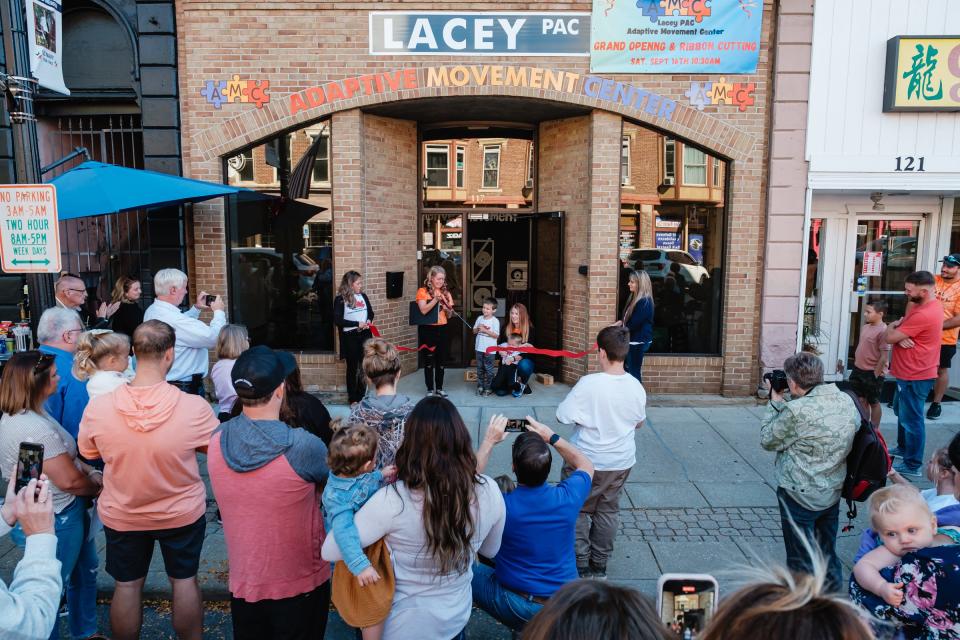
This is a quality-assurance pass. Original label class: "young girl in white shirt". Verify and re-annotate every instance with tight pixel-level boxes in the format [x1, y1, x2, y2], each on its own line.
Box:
[72, 329, 131, 399]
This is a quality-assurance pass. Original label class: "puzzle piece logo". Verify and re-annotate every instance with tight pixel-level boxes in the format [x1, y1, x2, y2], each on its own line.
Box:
[636, 0, 711, 23]
[685, 81, 713, 110]
[200, 80, 227, 109]
[201, 76, 270, 109]
[688, 78, 755, 112]
[637, 0, 664, 23]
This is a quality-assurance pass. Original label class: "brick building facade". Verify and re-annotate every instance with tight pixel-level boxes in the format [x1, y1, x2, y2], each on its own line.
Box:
[175, 0, 778, 397]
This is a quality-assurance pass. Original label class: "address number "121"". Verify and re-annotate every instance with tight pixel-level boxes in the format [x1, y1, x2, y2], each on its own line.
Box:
[895, 156, 925, 172]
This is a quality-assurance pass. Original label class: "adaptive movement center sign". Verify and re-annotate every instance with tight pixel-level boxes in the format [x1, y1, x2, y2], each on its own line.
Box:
[0, 185, 61, 273]
[590, 0, 764, 73]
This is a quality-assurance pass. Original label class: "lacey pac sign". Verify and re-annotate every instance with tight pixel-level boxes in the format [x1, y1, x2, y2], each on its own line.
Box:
[369, 12, 590, 56]
[0, 185, 61, 273]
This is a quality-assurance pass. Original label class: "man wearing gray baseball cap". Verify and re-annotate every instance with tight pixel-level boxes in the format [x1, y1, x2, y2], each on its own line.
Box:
[207, 345, 332, 639]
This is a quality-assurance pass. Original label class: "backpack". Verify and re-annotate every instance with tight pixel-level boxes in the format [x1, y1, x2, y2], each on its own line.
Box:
[841, 390, 891, 525]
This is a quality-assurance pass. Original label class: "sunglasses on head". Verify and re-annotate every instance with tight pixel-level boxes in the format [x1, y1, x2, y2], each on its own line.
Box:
[33, 353, 54, 375]
[946, 257, 960, 267]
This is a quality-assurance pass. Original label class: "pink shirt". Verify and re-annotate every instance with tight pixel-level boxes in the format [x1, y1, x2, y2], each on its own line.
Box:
[891, 300, 943, 381]
[854, 322, 889, 371]
[78, 382, 218, 531]
[208, 431, 330, 602]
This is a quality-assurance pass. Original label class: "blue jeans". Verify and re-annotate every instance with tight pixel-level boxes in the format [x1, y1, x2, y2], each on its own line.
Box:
[896, 378, 935, 470]
[777, 488, 842, 592]
[471, 563, 543, 631]
[626, 342, 650, 383]
[12, 497, 99, 640]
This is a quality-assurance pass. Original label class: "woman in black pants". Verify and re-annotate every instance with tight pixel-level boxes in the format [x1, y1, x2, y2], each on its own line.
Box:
[334, 270, 375, 406]
[416, 265, 454, 396]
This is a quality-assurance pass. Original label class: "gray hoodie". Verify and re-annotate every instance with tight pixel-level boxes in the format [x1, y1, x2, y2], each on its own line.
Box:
[215, 414, 328, 482]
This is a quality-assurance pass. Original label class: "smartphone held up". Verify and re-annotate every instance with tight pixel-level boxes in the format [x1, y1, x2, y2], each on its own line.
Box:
[505, 418, 528, 433]
[15, 442, 43, 494]
[657, 573, 718, 638]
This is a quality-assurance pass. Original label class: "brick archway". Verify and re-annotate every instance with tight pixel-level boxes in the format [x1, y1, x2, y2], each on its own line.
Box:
[191, 69, 757, 164]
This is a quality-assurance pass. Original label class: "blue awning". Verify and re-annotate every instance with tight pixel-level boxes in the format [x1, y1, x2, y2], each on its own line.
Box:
[50, 161, 259, 220]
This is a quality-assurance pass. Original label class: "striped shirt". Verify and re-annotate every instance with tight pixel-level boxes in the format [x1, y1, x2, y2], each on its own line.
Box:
[0, 410, 77, 513]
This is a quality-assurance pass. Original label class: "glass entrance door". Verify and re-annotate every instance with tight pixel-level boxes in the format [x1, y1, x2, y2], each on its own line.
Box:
[844, 218, 923, 371]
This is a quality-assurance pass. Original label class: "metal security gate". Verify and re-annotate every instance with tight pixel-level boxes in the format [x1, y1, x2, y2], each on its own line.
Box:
[45, 115, 186, 303]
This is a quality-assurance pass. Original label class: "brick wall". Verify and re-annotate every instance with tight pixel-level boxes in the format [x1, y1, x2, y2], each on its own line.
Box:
[538, 116, 590, 381]
[361, 114, 419, 375]
[175, 0, 778, 396]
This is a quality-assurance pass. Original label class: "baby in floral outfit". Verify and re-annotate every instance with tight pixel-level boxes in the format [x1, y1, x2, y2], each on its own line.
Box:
[854, 484, 960, 606]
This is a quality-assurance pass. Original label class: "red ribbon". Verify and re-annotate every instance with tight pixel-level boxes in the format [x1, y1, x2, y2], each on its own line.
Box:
[484, 344, 598, 359]
[367, 323, 436, 352]
[368, 324, 593, 358]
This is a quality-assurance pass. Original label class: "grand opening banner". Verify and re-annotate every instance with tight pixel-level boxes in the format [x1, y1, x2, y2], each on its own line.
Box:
[590, 0, 764, 74]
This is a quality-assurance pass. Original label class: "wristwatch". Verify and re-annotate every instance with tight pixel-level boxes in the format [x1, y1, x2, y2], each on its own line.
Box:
[549, 433, 561, 446]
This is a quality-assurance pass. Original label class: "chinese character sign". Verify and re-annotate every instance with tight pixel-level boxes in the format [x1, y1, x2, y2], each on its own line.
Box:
[884, 36, 960, 112]
[590, 0, 763, 73]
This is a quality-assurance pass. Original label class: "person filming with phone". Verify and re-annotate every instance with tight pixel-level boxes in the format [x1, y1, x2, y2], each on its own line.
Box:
[144, 268, 227, 395]
[760, 351, 859, 592]
[473, 414, 594, 631]
[1, 472, 64, 640]
[0, 351, 104, 640]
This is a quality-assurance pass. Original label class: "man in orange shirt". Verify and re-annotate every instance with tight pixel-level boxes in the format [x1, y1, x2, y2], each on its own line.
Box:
[79, 320, 219, 640]
[927, 254, 960, 420]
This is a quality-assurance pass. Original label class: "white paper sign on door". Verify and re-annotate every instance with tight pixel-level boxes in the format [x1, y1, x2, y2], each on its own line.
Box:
[862, 251, 883, 277]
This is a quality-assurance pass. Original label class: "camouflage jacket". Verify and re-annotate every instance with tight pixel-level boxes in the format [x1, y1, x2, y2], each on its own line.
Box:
[760, 383, 858, 511]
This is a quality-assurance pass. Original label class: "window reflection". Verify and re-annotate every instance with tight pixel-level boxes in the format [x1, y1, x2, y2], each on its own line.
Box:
[225, 120, 334, 351]
[618, 123, 726, 354]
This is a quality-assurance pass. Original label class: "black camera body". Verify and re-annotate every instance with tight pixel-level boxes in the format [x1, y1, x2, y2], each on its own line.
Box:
[204, 294, 217, 306]
[764, 369, 789, 393]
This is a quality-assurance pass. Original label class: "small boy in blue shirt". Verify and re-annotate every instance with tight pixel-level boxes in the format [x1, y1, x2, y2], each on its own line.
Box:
[323, 423, 396, 639]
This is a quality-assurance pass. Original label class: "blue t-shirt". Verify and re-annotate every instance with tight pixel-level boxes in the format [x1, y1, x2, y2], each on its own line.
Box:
[495, 470, 592, 597]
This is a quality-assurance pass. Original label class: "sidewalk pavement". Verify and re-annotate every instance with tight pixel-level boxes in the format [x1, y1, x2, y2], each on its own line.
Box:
[2, 370, 958, 607]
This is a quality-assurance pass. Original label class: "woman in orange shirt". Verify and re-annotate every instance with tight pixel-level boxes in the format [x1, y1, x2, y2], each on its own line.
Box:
[416, 266, 455, 396]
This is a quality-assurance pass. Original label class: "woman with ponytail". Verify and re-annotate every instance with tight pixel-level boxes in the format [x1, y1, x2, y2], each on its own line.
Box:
[72, 329, 131, 399]
[322, 397, 506, 639]
[335, 271, 375, 406]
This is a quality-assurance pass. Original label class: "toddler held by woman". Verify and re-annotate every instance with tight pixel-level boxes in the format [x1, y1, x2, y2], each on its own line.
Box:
[323, 422, 396, 639]
[853, 484, 960, 606]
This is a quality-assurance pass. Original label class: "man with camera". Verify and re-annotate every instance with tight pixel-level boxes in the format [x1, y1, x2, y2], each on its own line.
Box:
[472, 414, 594, 631]
[143, 268, 227, 395]
[761, 352, 859, 592]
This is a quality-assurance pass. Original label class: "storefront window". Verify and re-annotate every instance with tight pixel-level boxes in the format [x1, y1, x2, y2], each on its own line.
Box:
[482, 145, 500, 188]
[224, 121, 334, 351]
[619, 122, 725, 355]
